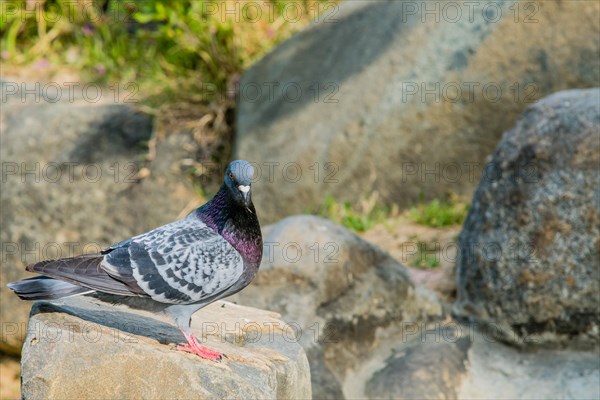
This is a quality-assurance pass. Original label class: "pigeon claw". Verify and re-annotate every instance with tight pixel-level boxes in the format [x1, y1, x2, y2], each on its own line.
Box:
[177, 343, 223, 362]
[178, 331, 223, 362]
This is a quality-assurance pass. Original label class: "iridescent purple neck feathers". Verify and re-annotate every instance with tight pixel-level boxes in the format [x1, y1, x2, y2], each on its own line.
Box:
[196, 185, 262, 265]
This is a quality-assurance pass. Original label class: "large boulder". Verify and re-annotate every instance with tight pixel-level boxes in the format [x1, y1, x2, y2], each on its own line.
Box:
[231, 215, 443, 399]
[457, 328, 600, 399]
[364, 323, 599, 400]
[365, 325, 471, 400]
[1, 97, 198, 354]
[21, 296, 311, 399]
[235, 0, 600, 222]
[454, 88, 600, 348]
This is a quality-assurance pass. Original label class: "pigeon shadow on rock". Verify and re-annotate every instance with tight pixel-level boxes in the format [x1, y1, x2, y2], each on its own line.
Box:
[31, 296, 183, 346]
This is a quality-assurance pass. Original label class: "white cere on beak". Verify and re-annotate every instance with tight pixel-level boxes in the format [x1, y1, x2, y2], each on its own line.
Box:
[238, 185, 250, 193]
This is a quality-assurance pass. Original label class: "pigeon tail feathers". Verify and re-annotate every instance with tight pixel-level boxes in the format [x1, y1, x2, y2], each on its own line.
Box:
[7, 276, 92, 300]
[24, 254, 146, 296]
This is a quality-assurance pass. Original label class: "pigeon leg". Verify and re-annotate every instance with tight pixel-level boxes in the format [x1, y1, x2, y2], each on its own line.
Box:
[177, 330, 223, 361]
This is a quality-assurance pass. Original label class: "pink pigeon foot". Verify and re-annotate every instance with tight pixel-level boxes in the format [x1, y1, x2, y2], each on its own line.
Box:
[177, 330, 223, 361]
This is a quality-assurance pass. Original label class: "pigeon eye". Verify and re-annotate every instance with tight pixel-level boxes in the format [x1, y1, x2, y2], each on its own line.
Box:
[228, 172, 235, 181]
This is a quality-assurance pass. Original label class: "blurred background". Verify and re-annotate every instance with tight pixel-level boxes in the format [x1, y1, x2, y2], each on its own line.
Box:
[1, 1, 599, 399]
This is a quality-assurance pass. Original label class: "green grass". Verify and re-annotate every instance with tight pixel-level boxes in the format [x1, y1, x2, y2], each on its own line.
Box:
[1, 0, 335, 106]
[314, 194, 469, 232]
[409, 241, 441, 269]
[407, 197, 469, 227]
[314, 194, 390, 232]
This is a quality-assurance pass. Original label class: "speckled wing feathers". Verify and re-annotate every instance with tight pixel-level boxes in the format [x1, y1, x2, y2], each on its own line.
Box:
[102, 215, 244, 304]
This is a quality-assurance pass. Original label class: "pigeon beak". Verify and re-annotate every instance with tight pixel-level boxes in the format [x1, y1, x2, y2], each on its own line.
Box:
[238, 185, 250, 205]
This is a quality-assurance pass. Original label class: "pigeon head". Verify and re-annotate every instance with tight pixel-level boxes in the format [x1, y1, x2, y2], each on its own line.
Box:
[225, 160, 254, 206]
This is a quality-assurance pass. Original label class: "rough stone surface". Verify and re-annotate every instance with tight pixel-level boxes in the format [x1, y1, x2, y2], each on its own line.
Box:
[1, 100, 198, 354]
[454, 88, 600, 348]
[235, 0, 600, 222]
[231, 215, 443, 399]
[365, 326, 471, 400]
[21, 296, 311, 399]
[458, 329, 600, 399]
[364, 324, 599, 400]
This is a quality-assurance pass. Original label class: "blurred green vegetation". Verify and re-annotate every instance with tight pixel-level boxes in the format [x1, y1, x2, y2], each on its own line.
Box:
[408, 196, 469, 227]
[1, 0, 333, 105]
[314, 193, 469, 232]
[409, 241, 441, 269]
[315, 193, 391, 232]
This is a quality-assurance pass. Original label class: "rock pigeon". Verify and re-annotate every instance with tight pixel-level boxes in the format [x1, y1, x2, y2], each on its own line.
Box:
[8, 160, 262, 361]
